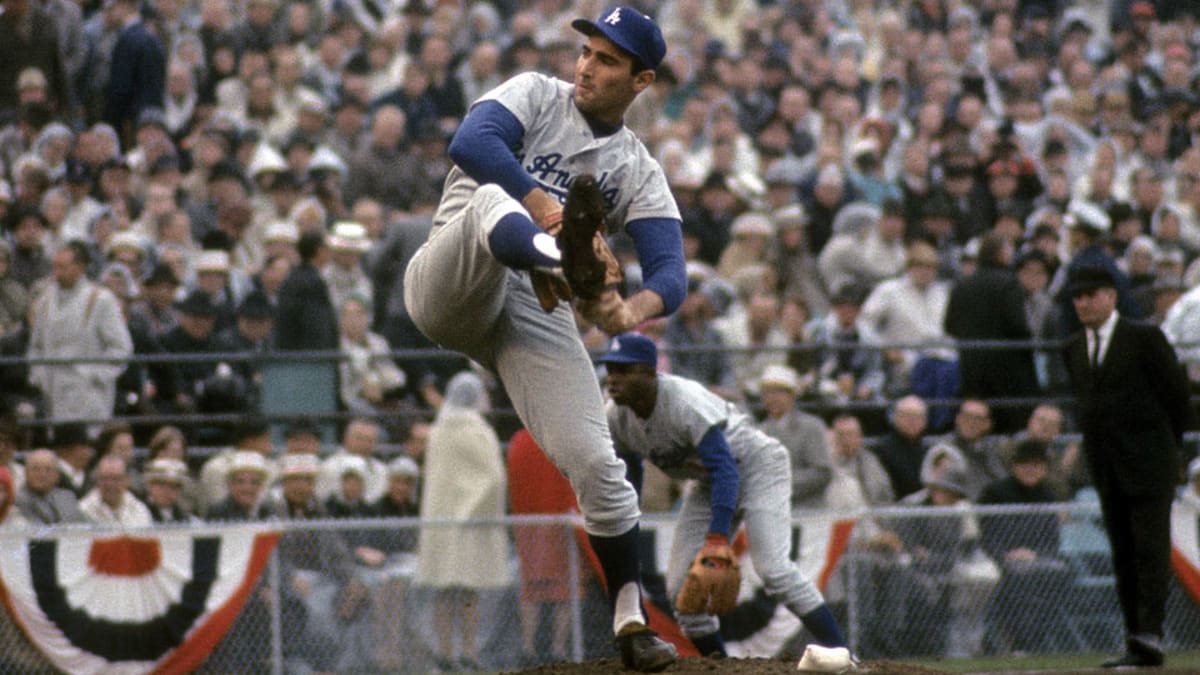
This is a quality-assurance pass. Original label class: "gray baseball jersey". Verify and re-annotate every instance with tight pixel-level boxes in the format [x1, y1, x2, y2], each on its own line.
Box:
[606, 373, 779, 482]
[434, 72, 680, 235]
[606, 373, 827, 639]
[403, 72, 678, 538]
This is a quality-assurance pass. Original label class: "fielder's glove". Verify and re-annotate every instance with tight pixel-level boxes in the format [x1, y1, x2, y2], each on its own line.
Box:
[675, 533, 740, 615]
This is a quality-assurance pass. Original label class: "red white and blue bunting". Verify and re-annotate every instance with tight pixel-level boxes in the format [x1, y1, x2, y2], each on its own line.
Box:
[0, 525, 278, 675]
[0, 503, 1194, 670]
[1171, 497, 1200, 605]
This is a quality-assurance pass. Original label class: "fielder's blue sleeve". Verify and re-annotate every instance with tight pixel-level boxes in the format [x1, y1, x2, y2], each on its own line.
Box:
[448, 100, 538, 200]
[626, 217, 686, 315]
[697, 426, 738, 538]
[618, 450, 645, 499]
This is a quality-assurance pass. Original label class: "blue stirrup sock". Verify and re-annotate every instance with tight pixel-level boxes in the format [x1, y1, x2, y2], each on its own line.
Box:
[689, 631, 727, 657]
[801, 604, 847, 647]
[588, 525, 646, 626]
[487, 212, 561, 269]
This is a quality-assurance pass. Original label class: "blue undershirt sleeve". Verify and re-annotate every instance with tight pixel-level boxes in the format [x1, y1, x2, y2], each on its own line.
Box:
[696, 426, 739, 538]
[447, 100, 538, 201]
[618, 450, 644, 499]
[626, 217, 686, 315]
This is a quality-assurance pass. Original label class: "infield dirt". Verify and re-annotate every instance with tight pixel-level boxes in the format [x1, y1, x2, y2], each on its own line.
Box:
[501, 656, 1195, 675]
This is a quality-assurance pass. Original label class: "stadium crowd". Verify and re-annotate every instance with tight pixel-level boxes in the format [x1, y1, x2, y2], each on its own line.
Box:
[1, 0, 1200, 668]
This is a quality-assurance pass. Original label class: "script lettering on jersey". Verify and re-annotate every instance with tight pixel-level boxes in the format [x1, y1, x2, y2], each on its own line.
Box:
[524, 153, 620, 210]
[648, 443, 705, 479]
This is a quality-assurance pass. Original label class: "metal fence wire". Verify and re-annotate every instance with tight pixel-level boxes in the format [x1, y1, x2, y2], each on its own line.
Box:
[1, 506, 1199, 674]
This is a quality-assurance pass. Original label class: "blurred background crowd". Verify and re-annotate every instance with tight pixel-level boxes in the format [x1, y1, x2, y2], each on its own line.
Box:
[0, 0, 1197, 439]
[0, 0, 1195, 501]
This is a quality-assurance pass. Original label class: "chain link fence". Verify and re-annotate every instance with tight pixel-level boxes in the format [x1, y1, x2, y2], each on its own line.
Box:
[833, 501, 1200, 660]
[1, 505, 1199, 673]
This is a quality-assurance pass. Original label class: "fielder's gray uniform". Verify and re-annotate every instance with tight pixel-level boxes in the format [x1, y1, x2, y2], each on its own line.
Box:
[606, 374, 827, 637]
[403, 72, 680, 537]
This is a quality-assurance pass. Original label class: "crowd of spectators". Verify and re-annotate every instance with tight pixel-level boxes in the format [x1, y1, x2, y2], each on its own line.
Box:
[0, 0, 1194, 440]
[1, 0, 1200, 666]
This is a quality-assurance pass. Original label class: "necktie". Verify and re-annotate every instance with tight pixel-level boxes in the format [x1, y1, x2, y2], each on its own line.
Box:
[1090, 329, 1101, 370]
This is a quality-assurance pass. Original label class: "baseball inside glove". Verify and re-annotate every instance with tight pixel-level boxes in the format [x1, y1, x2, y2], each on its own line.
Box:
[675, 534, 740, 615]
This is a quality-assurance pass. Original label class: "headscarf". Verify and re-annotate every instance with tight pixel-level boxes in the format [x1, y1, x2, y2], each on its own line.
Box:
[919, 442, 967, 487]
[89, 123, 123, 160]
[33, 123, 75, 182]
[288, 196, 327, 234]
[466, 1, 503, 42]
[438, 371, 489, 420]
[101, 262, 139, 300]
[171, 34, 207, 74]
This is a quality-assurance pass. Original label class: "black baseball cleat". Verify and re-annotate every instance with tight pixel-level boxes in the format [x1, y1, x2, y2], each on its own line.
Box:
[1102, 635, 1165, 668]
[1102, 651, 1164, 668]
[615, 623, 677, 672]
[559, 173, 609, 300]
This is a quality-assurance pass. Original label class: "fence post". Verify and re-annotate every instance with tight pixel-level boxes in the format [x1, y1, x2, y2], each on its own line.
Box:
[268, 550, 283, 675]
[566, 520, 583, 663]
[845, 551, 859, 656]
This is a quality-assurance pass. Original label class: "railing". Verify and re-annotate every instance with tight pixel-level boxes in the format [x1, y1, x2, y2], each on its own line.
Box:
[8, 337, 1200, 430]
[2, 504, 1199, 672]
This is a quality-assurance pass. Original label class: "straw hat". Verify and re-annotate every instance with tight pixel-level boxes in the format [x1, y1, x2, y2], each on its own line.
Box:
[144, 458, 189, 485]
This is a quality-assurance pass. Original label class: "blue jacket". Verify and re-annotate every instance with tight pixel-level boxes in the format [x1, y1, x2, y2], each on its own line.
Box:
[104, 19, 166, 129]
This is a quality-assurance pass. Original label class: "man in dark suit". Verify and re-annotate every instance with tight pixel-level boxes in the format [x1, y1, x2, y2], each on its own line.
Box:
[1064, 263, 1195, 668]
[0, 0, 69, 119]
[944, 231, 1040, 433]
[103, 0, 166, 143]
[275, 231, 339, 351]
[159, 289, 222, 412]
[215, 290, 275, 405]
[1054, 202, 1144, 338]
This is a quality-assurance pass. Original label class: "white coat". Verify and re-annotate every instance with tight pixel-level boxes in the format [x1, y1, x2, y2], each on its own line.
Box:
[414, 373, 510, 590]
[28, 279, 132, 421]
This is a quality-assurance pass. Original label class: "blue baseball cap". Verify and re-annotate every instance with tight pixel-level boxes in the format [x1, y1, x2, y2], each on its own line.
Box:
[572, 6, 667, 71]
[596, 333, 657, 366]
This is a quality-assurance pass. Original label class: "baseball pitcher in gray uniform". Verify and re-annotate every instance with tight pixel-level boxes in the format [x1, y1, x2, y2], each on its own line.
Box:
[597, 333, 849, 659]
[402, 6, 686, 671]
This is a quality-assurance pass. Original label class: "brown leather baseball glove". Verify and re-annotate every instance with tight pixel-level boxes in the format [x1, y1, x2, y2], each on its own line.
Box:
[675, 534, 740, 615]
[560, 174, 622, 300]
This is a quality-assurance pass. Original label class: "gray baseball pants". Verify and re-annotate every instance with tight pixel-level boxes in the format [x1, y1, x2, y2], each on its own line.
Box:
[666, 445, 827, 638]
[403, 185, 641, 537]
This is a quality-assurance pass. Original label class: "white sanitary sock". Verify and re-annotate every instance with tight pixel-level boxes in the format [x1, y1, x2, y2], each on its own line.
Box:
[612, 582, 643, 634]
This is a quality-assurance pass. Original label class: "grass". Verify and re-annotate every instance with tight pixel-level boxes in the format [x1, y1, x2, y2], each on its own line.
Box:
[909, 650, 1200, 672]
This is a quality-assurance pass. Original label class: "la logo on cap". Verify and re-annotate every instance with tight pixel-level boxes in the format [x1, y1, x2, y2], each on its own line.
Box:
[611, 336, 623, 351]
[604, 8, 621, 24]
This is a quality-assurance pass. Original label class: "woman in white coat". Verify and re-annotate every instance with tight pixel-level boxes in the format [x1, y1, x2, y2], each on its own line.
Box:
[415, 371, 510, 670]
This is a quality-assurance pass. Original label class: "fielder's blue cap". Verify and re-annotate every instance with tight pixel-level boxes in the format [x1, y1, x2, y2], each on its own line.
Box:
[572, 6, 667, 71]
[596, 333, 657, 366]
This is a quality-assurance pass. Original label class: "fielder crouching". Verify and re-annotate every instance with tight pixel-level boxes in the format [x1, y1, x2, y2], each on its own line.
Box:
[597, 333, 852, 662]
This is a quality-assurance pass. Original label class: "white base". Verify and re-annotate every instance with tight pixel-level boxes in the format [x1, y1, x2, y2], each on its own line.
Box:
[796, 644, 855, 673]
